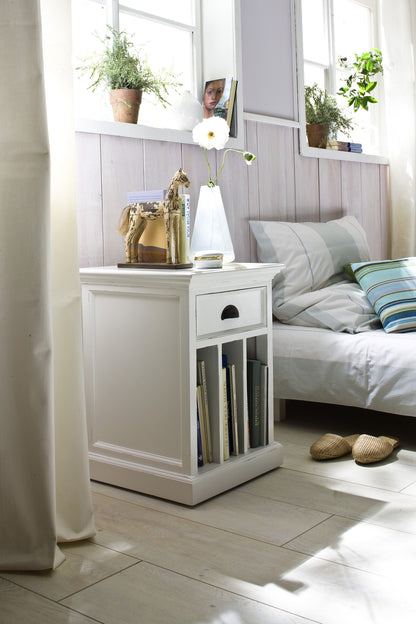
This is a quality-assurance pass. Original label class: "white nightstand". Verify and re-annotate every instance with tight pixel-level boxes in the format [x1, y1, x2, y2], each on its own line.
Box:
[80, 262, 284, 505]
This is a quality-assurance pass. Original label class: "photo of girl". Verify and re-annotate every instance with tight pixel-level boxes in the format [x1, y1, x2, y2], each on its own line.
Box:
[202, 77, 237, 127]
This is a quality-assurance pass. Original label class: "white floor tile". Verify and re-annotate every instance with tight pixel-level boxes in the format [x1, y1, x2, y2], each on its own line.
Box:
[92, 482, 329, 546]
[0, 578, 98, 623]
[1, 541, 137, 601]
[240, 467, 416, 533]
[281, 442, 413, 491]
[285, 514, 416, 584]
[61, 561, 311, 624]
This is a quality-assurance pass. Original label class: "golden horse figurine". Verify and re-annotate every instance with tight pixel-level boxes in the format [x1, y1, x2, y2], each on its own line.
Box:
[118, 169, 191, 263]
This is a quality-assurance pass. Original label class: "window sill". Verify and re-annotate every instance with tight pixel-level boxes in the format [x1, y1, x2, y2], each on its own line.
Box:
[243, 113, 388, 165]
[300, 144, 388, 165]
[75, 118, 244, 150]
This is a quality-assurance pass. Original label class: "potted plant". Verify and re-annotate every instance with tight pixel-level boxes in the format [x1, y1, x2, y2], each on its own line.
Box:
[304, 83, 354, 148]
[337, 49, 384, 112]
[76, 26, 181, 124]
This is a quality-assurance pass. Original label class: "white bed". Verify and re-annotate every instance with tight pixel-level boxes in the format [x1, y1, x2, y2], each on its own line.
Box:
[249, 216, 416, 420]
[273, 323, 416, 417]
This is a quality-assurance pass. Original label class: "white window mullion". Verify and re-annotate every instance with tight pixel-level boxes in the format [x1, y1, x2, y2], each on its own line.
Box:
[192, 0, 202, 97]
[107, 0, 119, 30]
[119, 5, 196, 32]
[326, 0, 337, 93]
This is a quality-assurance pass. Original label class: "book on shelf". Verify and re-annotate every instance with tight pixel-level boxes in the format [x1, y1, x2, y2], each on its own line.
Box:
[327, 140, 363, 153]
[179, 193, 191, 264]
[222, 354, 230, 461]
[197, 385, 208, 464]
[196, 396, 204, 467]
[260, 363, 268, 446]
[203, 77, 238, 130]
[126, 189, 167, 263]
[197, 360, 213, 463]
[247, 359, 262, 448]
[228, 363, 239, 455]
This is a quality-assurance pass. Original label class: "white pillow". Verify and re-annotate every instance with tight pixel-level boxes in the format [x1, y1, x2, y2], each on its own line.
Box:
[249, 216, 371, 307]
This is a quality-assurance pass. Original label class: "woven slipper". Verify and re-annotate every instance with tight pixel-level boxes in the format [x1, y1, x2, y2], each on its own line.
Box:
[352, 434, 400, 464]
[310, 433, 361, 460]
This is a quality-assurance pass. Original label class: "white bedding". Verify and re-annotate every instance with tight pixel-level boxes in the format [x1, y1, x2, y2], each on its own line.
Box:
[273, 322, 416, 417]
[275, 281, 381, 333]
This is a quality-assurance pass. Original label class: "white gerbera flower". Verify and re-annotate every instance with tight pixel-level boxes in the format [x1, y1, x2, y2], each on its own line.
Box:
[192, 117, 256, 187]
[192, 117, 230, 150]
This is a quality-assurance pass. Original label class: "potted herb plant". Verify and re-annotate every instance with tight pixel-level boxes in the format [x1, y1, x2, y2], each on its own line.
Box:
[304, 83, 354, 148]
[337, 49, 384, 112]
[77, 26, 181, 124]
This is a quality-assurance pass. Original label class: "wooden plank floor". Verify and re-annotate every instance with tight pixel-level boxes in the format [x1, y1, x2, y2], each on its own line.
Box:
[2, 400, 416, 623]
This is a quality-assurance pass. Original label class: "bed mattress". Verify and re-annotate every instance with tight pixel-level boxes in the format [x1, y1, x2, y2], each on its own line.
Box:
[273, 322, 416, 417]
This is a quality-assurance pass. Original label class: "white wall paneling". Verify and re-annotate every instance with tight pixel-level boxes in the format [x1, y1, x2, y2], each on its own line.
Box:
[75, 132, 104, 267]
[341, 161, 363, 222]
[101, 135, 144, 266]
[76, 120, 390, 267]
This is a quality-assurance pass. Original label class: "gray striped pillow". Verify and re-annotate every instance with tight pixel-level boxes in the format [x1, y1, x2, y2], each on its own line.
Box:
[249, 216, 371, 307]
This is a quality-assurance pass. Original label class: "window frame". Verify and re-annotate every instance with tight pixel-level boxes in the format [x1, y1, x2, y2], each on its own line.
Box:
[294, 0, 387, 164]
[73, 0, 244, 149]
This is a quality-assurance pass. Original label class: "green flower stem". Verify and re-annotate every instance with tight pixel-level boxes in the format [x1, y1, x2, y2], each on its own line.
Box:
[203, 148, 214, 187]
[211, 148, 247, 187]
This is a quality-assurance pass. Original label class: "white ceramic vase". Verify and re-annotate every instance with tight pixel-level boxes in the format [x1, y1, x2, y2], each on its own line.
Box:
[190, 185, 235, 264]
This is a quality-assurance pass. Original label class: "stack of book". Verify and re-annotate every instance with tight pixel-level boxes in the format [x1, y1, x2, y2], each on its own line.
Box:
[327, 140, 363, 153]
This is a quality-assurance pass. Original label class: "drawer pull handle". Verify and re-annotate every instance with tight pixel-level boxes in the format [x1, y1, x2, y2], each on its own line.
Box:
[221, 304, 239, 320]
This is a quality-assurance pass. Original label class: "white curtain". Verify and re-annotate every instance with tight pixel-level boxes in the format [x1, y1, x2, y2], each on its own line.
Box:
[0, 0, 94, 570]
[379, 0, 416, 258]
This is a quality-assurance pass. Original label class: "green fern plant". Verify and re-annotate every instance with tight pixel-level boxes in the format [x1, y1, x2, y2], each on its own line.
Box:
[76, 26, 181, 107]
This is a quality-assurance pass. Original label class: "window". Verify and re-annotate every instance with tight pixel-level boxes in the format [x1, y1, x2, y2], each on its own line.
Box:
[71, 0, 200, 127]
[300, 0, 382, 155]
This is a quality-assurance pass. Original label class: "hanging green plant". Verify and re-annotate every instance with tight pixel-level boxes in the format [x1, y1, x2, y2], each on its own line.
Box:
[337, 49, 384, 112]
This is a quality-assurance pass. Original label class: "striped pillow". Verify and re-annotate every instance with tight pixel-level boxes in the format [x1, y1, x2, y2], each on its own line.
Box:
[351, 258, 416, 333]
[249, 216, 371, 307]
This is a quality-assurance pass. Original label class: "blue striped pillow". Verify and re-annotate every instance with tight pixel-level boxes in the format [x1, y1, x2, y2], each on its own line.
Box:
[351, 258, 416, 333]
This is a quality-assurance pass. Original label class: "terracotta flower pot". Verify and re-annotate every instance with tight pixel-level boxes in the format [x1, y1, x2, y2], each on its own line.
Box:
[306, 123, 329, 149]
[110, 89, 142, 124]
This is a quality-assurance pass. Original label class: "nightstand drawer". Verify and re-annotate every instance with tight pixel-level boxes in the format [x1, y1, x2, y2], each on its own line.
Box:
[196, 287, 267, 337]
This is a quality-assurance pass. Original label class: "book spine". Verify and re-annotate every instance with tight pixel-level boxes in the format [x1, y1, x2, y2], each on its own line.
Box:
[247, 359, 261, 448]
[197, 385, 208, 464]
[259, 364, 268, 446]
[225, 363, 233, 455]
[229, 363, 239, 455]
[222, 362, 230, 461]
[226, 79, 238, 127]
[198, 360, 213, 463]
[196, 395, 203, 467]
[179, 194, 191, 263]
